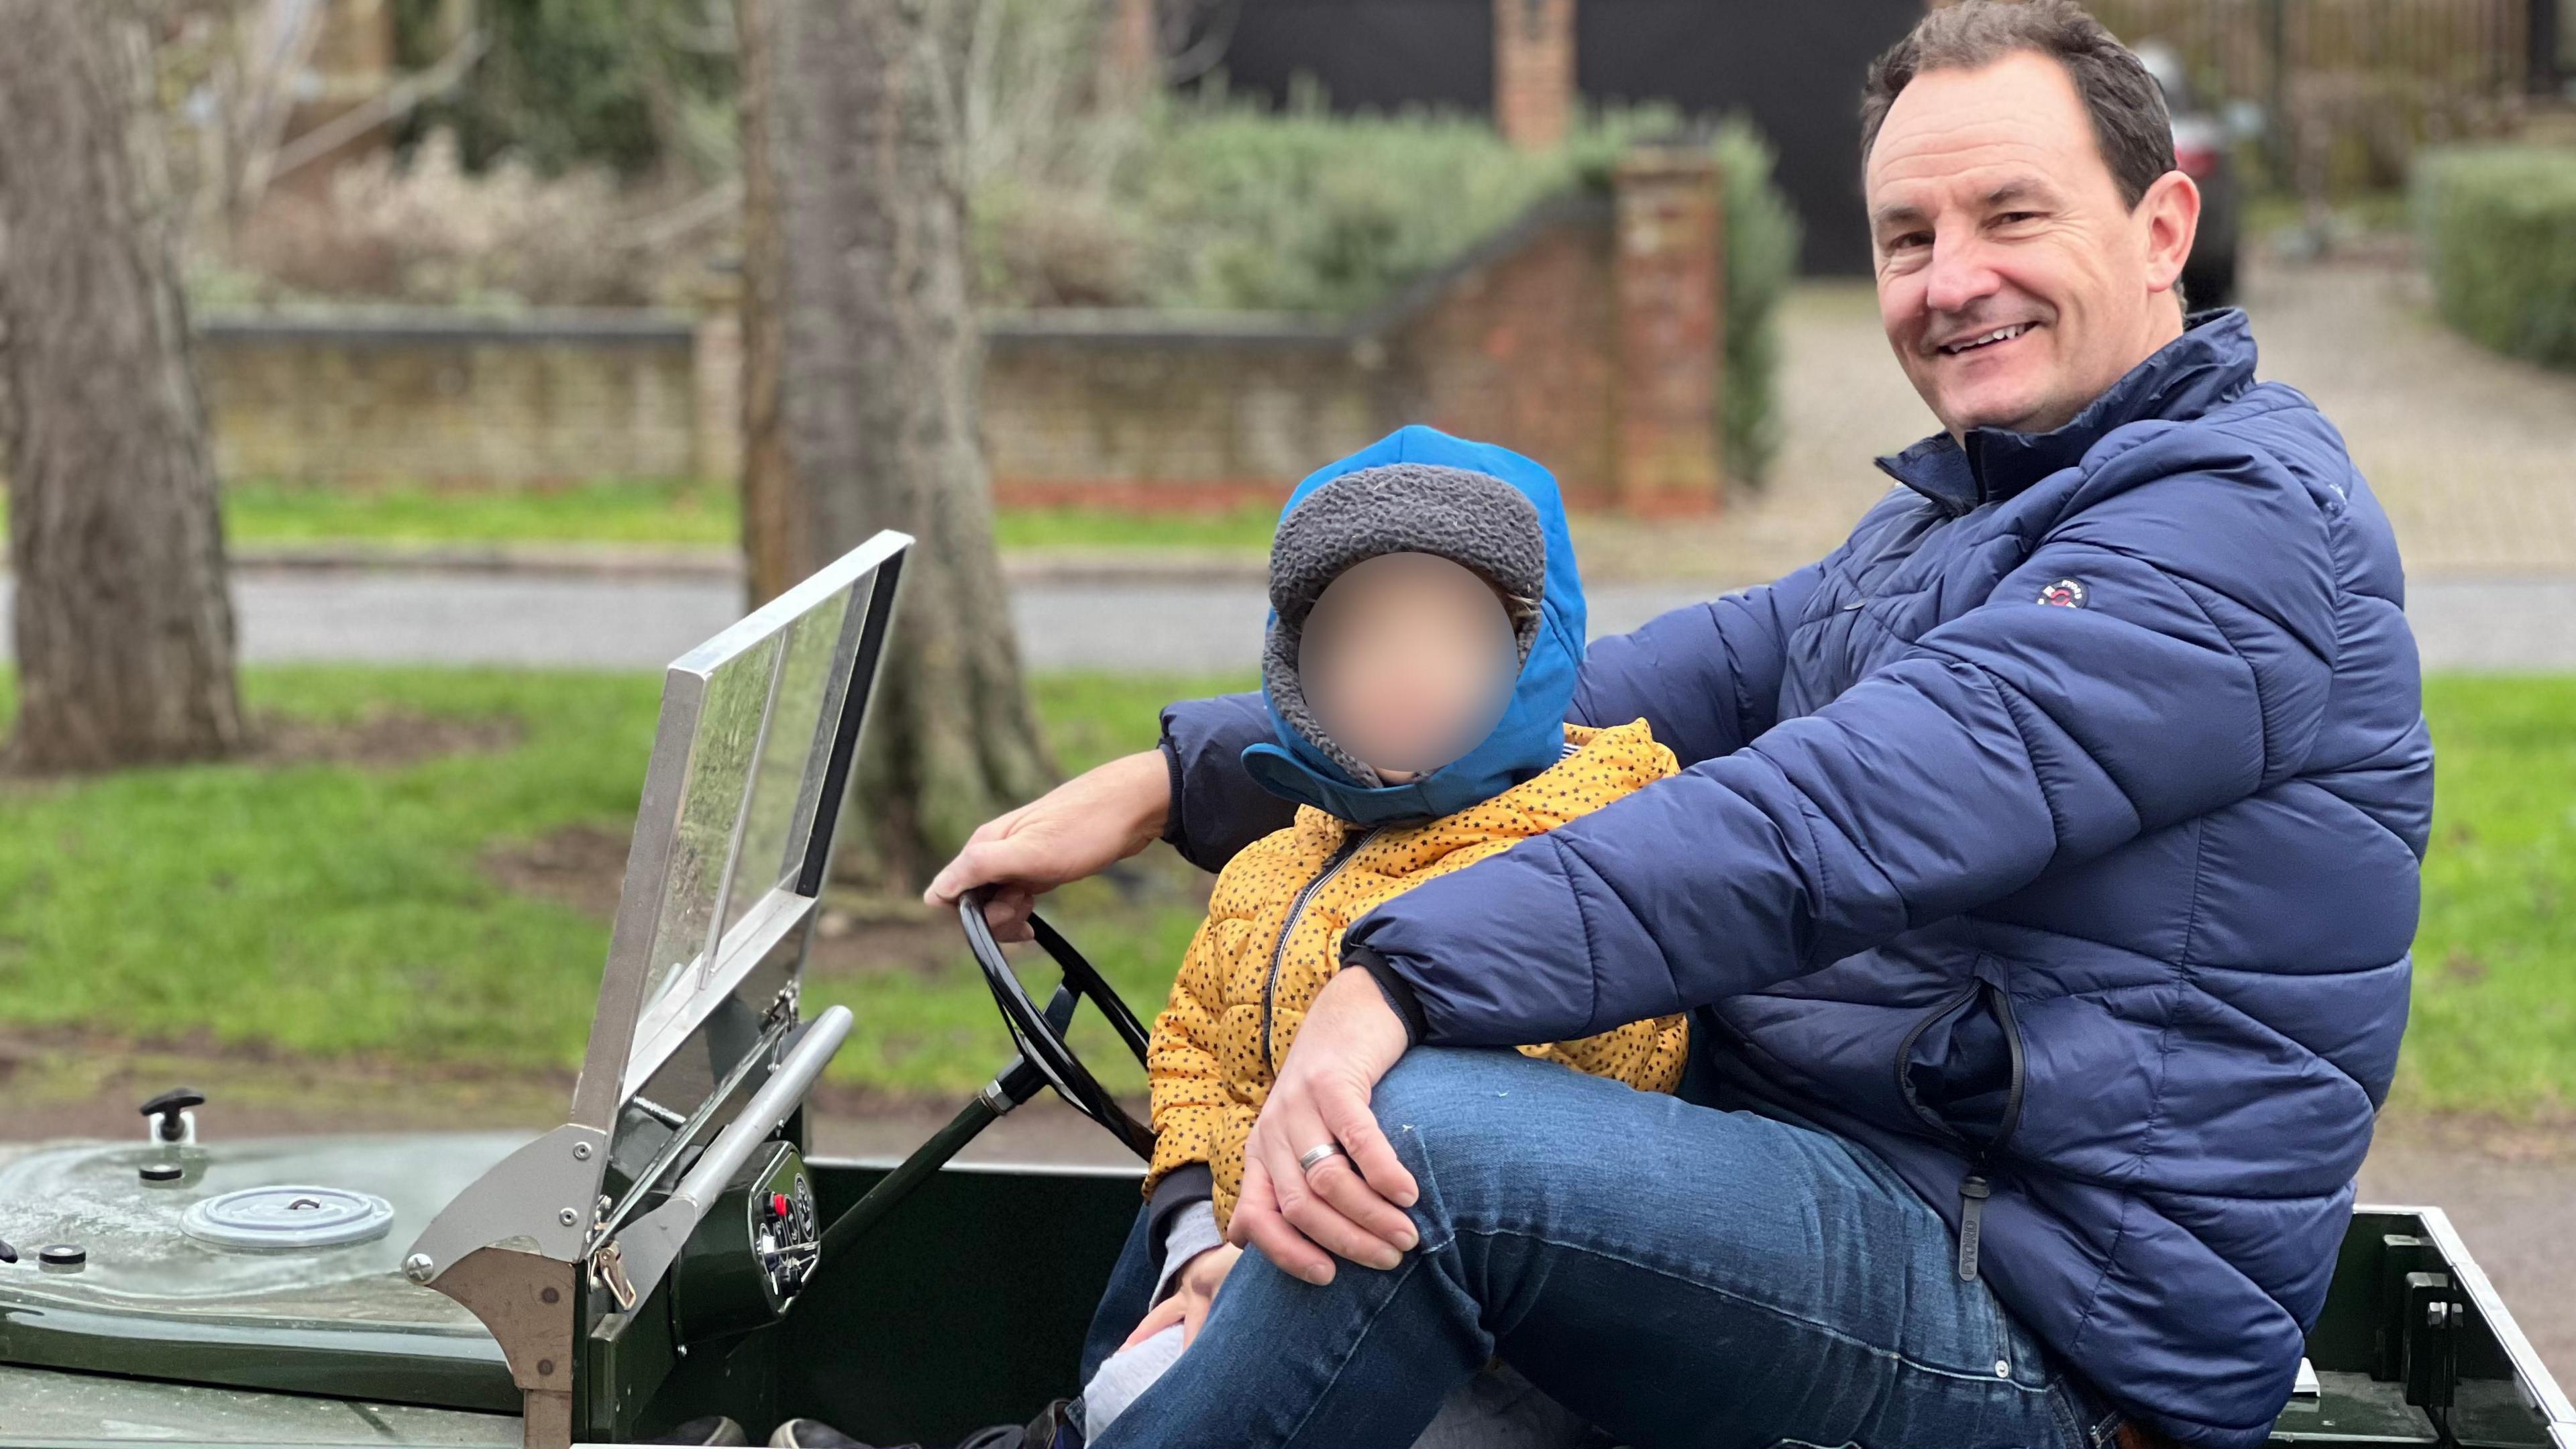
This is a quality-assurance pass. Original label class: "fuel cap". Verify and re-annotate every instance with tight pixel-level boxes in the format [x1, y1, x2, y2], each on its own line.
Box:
[180, 1185, 396, 1250]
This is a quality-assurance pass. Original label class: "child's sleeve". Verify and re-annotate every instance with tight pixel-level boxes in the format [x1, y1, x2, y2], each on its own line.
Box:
[1143, 915, 1234, 1198]
[1521, 1012, 1691, 1095]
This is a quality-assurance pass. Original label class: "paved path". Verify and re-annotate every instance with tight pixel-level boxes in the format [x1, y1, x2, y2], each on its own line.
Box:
[1, 570, 2559, 674]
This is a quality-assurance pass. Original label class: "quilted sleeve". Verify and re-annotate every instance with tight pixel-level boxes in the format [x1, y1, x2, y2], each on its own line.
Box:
[1348, 441, 2339, 1043]
[1571, 561, 1827, 767]
[1157, 692, 1297, 874]
[1157, 561, 1833, 869]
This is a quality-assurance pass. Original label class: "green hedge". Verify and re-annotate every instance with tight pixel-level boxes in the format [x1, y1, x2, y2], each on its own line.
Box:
[2414, 146, 2576, 370]
[1709, 123, 1802, 490]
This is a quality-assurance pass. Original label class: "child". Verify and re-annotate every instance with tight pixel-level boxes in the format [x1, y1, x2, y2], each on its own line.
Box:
[761, 429, 1688, 1449]
[1082, 427, 1690, 1444]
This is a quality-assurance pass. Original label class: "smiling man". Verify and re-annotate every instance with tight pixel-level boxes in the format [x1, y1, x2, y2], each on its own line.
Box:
[926, 4, 2432, 1447]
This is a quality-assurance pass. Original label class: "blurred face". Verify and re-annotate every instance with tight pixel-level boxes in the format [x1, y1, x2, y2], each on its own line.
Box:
[1297, 552, 1518, 783]
[1867, 50, 2200, 440]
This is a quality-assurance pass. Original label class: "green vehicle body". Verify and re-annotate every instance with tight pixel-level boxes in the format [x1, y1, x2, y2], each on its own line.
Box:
[1, 535, 2565, 1449]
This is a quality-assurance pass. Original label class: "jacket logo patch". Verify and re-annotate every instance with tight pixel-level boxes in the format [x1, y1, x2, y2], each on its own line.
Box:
[2038, 578, 2088, 608]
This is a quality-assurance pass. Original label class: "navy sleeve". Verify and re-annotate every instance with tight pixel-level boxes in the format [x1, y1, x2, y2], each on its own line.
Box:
[1157, 692, 1295, 873]
[1157, 566, 1830, 873]
[1571, 563, 1827, 766]
[1346, 444, 2339, 1043]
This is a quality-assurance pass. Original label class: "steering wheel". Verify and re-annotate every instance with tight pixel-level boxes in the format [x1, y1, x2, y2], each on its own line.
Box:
[958, 888, 1157, 1161]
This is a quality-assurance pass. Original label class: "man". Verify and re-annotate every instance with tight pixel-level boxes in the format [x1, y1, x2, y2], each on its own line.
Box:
[928, 4, 2430, 1446]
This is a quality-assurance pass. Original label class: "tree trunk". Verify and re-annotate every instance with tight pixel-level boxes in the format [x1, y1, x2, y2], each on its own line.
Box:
[737, 0, 1055, 890]
[0, 0, 244, 772]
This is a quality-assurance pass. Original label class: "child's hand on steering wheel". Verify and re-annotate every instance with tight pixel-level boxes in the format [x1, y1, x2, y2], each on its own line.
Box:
[1120, 1243, 1244, 1351]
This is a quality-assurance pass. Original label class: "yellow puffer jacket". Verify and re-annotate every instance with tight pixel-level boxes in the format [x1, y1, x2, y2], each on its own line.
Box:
[1145, 718, 1690, 1228]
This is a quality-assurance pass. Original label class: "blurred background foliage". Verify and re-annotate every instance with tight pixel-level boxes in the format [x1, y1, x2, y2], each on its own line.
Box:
[2415, 144, 2576, 370]
[390, 0, 739, 182]
[221, 0, 1803, 479]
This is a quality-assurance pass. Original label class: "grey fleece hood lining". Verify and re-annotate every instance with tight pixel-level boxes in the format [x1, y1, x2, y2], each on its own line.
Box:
[1263, 463, 1548, 789]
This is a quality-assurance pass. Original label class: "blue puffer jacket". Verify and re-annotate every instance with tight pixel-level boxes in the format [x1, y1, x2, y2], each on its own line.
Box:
[1155, 312, 2432, 1448]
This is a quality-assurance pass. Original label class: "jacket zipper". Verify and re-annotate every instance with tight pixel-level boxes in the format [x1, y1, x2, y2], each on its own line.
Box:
[1892, 975, 2027, 1283]
[1259, 825, 1381, 1074]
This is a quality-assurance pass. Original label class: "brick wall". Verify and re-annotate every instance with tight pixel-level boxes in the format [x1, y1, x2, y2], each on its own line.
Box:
[190, 150, 1727, 514]
[199, 311, 701, 485]
[1383, 197, 1621, 506]
[983, 315, 1383, 510]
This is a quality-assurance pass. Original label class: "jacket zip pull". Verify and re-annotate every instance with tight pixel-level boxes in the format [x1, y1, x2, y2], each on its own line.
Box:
[1256, 826, 1379, 1074]
[1957, 1172, 1990, 1281]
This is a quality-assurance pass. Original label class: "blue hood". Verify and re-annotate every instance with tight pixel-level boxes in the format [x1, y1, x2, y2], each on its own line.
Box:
[1242, 425, 1586, 826]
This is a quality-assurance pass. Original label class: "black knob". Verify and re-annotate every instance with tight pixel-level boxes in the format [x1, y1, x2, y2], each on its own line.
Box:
[140, 1161, 184, 1184]
[140, 1087, 204, 1142]
[38, 1244, 84, 1268]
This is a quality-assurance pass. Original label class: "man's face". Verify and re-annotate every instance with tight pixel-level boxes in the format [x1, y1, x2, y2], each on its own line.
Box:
[1867, 50, 2200, 439]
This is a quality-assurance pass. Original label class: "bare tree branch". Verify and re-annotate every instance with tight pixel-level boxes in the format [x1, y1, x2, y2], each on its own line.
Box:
[255, 25, 488, 194]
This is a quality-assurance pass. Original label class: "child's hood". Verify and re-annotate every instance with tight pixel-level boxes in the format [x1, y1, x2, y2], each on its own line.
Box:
[1243, 425, 1586, 826]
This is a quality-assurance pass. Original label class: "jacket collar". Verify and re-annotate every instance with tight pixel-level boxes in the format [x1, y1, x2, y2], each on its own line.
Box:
[1874, 308, 2259, 515]
[1291, 720, 1660, 854]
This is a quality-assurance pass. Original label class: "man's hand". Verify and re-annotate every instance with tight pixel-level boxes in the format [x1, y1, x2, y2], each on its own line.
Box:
[1228, 968, 1419, 1285]
[922, 749, 1171, 941]
[1118, 1242, 1242, 1351]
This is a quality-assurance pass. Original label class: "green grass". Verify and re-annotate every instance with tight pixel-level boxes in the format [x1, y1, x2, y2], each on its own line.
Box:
[0, 668, 661, 1071]
[0, 668, 2563, 1114]
[2397, 676, 2576, 1116]
[0, 666, 1250, 1099]
[221, 477, 742, 546]
[0, 479, 743, 549]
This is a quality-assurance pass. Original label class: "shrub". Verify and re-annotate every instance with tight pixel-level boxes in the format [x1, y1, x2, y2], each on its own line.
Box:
[1711, 122, 1802, 488]
[2414, 145, 2576, 370]
[1120, 97, 1595, 315]
[392, 0, 737, 181]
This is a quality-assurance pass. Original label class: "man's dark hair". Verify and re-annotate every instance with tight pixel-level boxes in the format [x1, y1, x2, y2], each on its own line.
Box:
[1860, 0, 2177, 211]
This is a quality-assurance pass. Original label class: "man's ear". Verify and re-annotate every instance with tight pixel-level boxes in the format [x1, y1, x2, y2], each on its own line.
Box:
[2138, 169, 2202, 304]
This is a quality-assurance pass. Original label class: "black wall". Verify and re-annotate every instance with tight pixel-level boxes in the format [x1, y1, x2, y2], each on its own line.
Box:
[1191, 0, 1925, 275]
[1204, 0, 1493, 115]
[1576, 0, 1920, 275]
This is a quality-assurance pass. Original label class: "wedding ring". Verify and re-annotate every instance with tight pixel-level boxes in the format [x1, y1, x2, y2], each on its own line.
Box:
[1297, 1142, 1348, 1174]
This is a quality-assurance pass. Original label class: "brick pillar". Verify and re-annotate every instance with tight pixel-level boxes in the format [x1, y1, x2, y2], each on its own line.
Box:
[1493, 0, 1575, 151]
[1611, 144, 1725, 516]
[692, 268, 744, 485]
[1102, 0, 1161, 100]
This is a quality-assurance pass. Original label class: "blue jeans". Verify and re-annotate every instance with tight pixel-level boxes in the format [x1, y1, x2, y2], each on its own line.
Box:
[1088, 1047, 2123, 1449]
